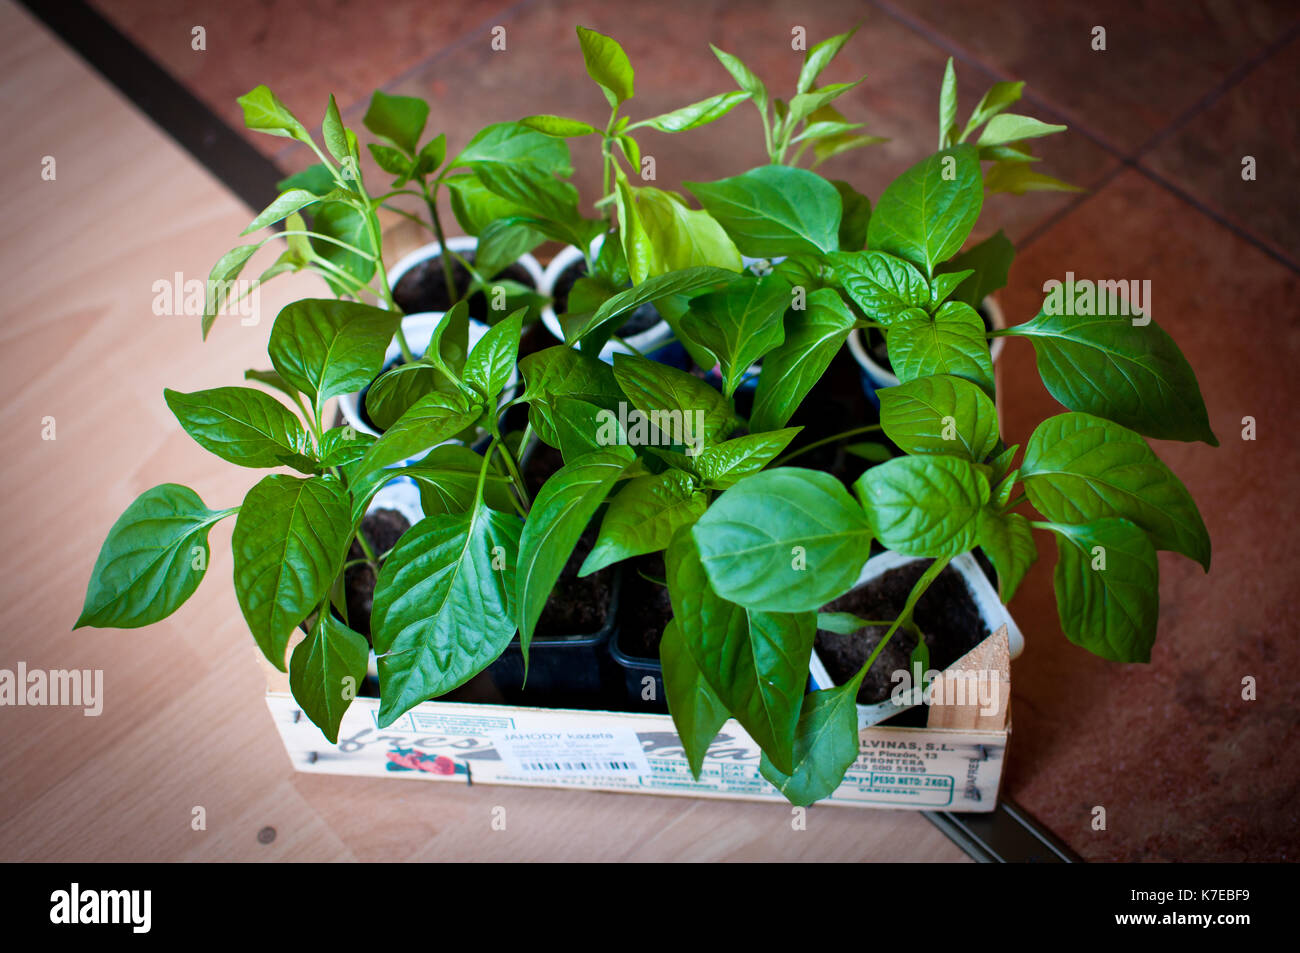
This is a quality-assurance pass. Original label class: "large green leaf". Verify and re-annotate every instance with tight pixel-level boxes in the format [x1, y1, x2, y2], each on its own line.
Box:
[580, 470, 707, 575]
[685, 165, 842, 257]
[879, 374, 999, 462]
[867, 144, 983, 276]
[310, 200, 377, 293]
[372, 501, 522, 724]
[666, 529, 813, 774]
[445, 172, 536, 236]
[935, 230, 1014, 309]
[364, 363, 448, 433]
[831, 180, 871, 251]
[455, 122, 579, 224]
[887, 301, 995, 397]
[855, 455, 989, 558]
[164, 387, 314, 470]
[462, 307, 525, 403]
[289, 612, 369, 743]
[572, 266, 736, 351]
[514, 447, 635, 655]
[750, 288, 856, 432]
[759, 679, 863, 806]
[576, 25, 634, 107]
[613, 352, 736, 450]
[711, 44, 768, 116]
[362, 90, 429, 155]
[519, 346, 624, 447]
[76, 484, 230, 629]
[693, 468, 872, 612]
[232, 475, 351, 670]
[407, 445, 515, 518]
[1005, 309, 1217, 445]
[660, 618, 730, 780]
[201, 243, 259, 338]
[358, 389, 483, 473]
[1048, 519, 1159, 663]
[830, 250, 930, 324]
[616, 181, 741, 288]
[1022, 412, 1210, 569]
[693, 428, 802, 489]
[976, 508, 1036, 602]
[267, 298, 402, 414]
[680, 276, 789, 396]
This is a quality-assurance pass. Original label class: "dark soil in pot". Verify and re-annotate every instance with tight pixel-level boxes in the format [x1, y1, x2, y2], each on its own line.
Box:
[393, 251, 534, 323]
[815, 559, 989, 708]
[867, 301, 994, 372]
[551, 257, 661, 340]
[343, 507, 410, 645]
[616, 553, 673, 659]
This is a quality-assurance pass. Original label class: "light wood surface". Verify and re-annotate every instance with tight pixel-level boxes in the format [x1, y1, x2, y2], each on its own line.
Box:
[0, 1, 969, 862]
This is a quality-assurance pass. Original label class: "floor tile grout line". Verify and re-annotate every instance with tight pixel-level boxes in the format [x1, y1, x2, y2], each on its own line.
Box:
[1128, 17, 1300, 161]
[273, 0, 542, 165]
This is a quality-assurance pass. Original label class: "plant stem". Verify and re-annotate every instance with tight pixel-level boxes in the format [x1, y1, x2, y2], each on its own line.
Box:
[771, 423, 883, 467]
[488, 414, 532, 512]
[1004, 492, 1028, 511]
[353, 523, 379, 570]
[419, 179, 459, 303]
[853, 557, 950, 682]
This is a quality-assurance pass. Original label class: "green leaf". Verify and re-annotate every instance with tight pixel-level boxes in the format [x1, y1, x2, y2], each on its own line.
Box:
[785, 80, 864, 127]
[938, 57, 958, 146]
[463, 307, 525, 403]
[797, 28, 857, 94]
[576, 25, 634, 108]
[358, 389, 483, 473]
[573, 266, 736, 351]
[615, 181, 742, 288]
[686, 166, 842, 258]
[816, 612, 879, 634]
[694, 428, 802, 489]
[368, 143, 413, 179]
[750, 288, 856, 432]
[580, 470, 707, 575]
[445, 172, 535, 236]
[551, 396, 621, 461]
[831, 180, 871, 251]
[364, 363, 447, 434]
[232, 475, 351, 670]
[363, 90, 428, 154]
[243, 188, 346, 236]
[290, 612, 369, 743]
[962, 81, 1025, 140]
[667, 528, 813, 773]
[929, 269, 974, 308]
[317, 426, 374, 468]
[236, 85, 310, 143]
[277, 163, 335, 196]
[371, 501, 521, 724]
[519, 114, 599, 137]
[310, 200, 377, 292]
[1022, 413, 1210, 569]
[855, 455, 990, 558]
[515, 447, 635, 656]
[867, 144, 983, 276]
[321, 94, 350, 163]
[243, 367, 301, 403]
[455, 122, 578, 222]
[830, 250, 930, 324]
[636, 91, 751, 132]
[201, 244, 258, 338]
[268, 298, 402, 413]
[976, 509, 1036, 601]
[408, 445, 514, 518]
[710, 44, 768, 116]
[845, 442, 892, 463]
[1048, 519, 1158, 663]
[977, 113, 1067, 148]
[935, 230, 1014, 309]
[519, 346, 624, 447]
[164, 387, 314, 471]
[759, 679, 862, 805]
[879, 373, 999, 462]
[412, 133, 447, 177]
[984, 163, 1082, 195]
[660, 618, 730, 780]
[613, 352, 737, 449]
[76, 485, 229, 629]
[680, 275, 789, 396]
[693, 468, 872, 612]
[887, 301, 996, 397]
[1007, 309, 1217, 445]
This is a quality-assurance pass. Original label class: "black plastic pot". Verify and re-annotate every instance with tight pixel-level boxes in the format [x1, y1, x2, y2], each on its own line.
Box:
[606, 555, 671, 712]
[608, 628, 666, 714]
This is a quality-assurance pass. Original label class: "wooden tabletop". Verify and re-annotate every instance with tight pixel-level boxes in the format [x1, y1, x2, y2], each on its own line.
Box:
[0, 1, 968, 862]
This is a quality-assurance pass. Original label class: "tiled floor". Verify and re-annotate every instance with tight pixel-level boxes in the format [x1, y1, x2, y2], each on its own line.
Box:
[88, 0, 1300, 860]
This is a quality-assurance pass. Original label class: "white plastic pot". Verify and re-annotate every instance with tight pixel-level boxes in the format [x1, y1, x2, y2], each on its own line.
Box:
[807, 550, 1024, 730]
[386, 235, 545, 313]
[847, 294, 1006, 396]
[539, 236, 675, 363]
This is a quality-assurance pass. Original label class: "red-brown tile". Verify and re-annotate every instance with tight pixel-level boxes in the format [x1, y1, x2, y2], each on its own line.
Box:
[881, 0, 1300, 154]
[89, 0, 521, 158]
[995, 169, 1300, 861]
[1143, 35, 1300, 265]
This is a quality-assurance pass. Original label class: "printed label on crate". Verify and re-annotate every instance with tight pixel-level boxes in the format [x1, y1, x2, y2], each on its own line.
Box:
[488, 727, 652, 778]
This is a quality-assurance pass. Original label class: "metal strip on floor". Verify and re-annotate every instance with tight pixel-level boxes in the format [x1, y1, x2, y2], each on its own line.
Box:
[925, 799, 1082, 863]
